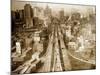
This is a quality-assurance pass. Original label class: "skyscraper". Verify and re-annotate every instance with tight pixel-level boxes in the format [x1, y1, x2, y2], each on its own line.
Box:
[44, 5, 51, 18]
[19, 10, 24, 21]
[59, 9, 65, 24]
[59, 9, 64, 19]
[24, 4, 33, 28]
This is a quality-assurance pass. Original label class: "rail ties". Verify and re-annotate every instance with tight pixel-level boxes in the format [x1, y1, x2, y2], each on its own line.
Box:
[58, 26, 72, 71]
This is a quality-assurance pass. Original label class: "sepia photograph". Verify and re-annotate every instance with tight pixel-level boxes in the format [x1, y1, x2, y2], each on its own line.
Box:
[11, 0, 96, 74]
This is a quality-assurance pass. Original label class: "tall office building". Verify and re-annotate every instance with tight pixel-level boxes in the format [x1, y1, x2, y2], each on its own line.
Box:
[24, 4, 33, 28]
[59, 9, 64, 19]
[34, 6, 40, 18]
[44, 5, 52, 18]
[59, 9, 65, 24]
[19, 10, 24, 21]
[34, 6, 44, 19]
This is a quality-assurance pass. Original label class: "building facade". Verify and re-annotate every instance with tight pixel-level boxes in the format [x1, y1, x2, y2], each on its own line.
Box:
[24, 4, 33, 28]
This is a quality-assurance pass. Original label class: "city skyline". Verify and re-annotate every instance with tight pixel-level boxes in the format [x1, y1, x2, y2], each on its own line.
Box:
[12, 0, 95, 16]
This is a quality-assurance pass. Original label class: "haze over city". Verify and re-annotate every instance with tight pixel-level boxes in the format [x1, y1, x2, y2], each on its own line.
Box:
[11, 0, 95, 16]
